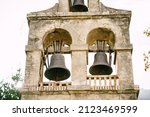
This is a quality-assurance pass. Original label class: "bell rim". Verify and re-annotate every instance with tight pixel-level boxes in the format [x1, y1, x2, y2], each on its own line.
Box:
[44, 67, 71, 81]
[89, 64, 113, 75]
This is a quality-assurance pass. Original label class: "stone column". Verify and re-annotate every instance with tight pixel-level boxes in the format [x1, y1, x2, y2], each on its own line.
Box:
[116, 50, 134, 89]
[58, 0, 70, 12]
[24, 49, 43, 87]
[71, 44, 88, 85]
[88, 0, 100, 12]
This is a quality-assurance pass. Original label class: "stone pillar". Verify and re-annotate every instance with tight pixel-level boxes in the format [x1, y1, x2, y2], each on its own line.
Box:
[71, 44, 88, 85]
[24, 49, 43, 87]
[88, 0, 100, 12]
[58, 0, 70, 12]
[116, 50, 134, 89]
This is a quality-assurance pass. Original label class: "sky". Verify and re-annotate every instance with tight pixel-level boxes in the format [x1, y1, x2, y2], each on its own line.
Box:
[0, 0, 150, 89]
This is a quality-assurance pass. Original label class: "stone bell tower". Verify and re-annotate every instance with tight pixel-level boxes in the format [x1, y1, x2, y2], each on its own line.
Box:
[21, 0, 139, 100]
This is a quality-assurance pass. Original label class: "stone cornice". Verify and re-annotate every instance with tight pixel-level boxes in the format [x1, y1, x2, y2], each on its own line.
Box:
[27, 12, 131, 21]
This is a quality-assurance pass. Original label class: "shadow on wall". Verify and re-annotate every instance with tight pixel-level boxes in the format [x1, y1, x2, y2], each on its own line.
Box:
[138, 89, 150, 100]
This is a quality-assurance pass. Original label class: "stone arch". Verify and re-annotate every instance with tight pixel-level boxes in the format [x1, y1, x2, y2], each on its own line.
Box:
[43, 28, 72, 50]
[87, 27, 115, 50]
[85, 19, 125, 50]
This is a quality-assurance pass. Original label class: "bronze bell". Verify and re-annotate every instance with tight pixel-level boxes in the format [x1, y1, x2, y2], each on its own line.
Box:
[44, 54, 70, 81]
[89, 52, 113, 75]
[71, 0, 88, 12]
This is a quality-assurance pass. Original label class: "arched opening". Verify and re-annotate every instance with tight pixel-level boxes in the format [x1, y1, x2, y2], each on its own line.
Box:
[87, 27, 116, 75]
[42, 28, 72, 83]
[86, 27, 119, 88]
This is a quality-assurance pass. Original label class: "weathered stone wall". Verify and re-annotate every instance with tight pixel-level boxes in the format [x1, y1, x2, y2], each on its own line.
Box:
[24, 50, 43, 86]
[26, 15, 132, 88]
[21, 0, 139, 100]
[21, 90, 138, 100]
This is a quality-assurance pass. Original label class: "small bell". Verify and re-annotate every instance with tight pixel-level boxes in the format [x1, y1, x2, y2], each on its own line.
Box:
[71, 0, 88, 12]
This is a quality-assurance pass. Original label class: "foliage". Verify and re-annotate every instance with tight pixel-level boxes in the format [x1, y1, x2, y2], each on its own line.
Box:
[143, 28, 150, 71]
[144, 28, 150, 37]
[0, 69, 22, 100]
[144, 51, 150, 71]
[12, 69, 22, 85]
[0, 81, 21, 100]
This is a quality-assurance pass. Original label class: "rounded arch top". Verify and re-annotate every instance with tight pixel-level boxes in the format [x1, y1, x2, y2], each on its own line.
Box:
[87, 27, 115, 49]
[43, 28, 72, 49]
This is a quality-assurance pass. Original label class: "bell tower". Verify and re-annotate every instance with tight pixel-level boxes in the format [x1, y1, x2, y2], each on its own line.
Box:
[21, 0, 139, 100]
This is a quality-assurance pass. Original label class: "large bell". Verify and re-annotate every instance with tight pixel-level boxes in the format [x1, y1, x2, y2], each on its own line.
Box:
[44, 54, 70, 81]
[71, 0, 88, 12]
[89, 52, 113, 75]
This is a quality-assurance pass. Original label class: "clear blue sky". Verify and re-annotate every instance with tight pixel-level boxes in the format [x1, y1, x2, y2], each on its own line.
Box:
[0, 0, 150, 89]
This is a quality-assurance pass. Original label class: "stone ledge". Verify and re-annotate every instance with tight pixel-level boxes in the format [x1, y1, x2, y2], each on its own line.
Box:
[21, 88, 139, 95]
[114, 44, 133, 50]
[70, 44, 88, 51]
[25, 45, 42, 52]
[21, 88, 139, 100]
